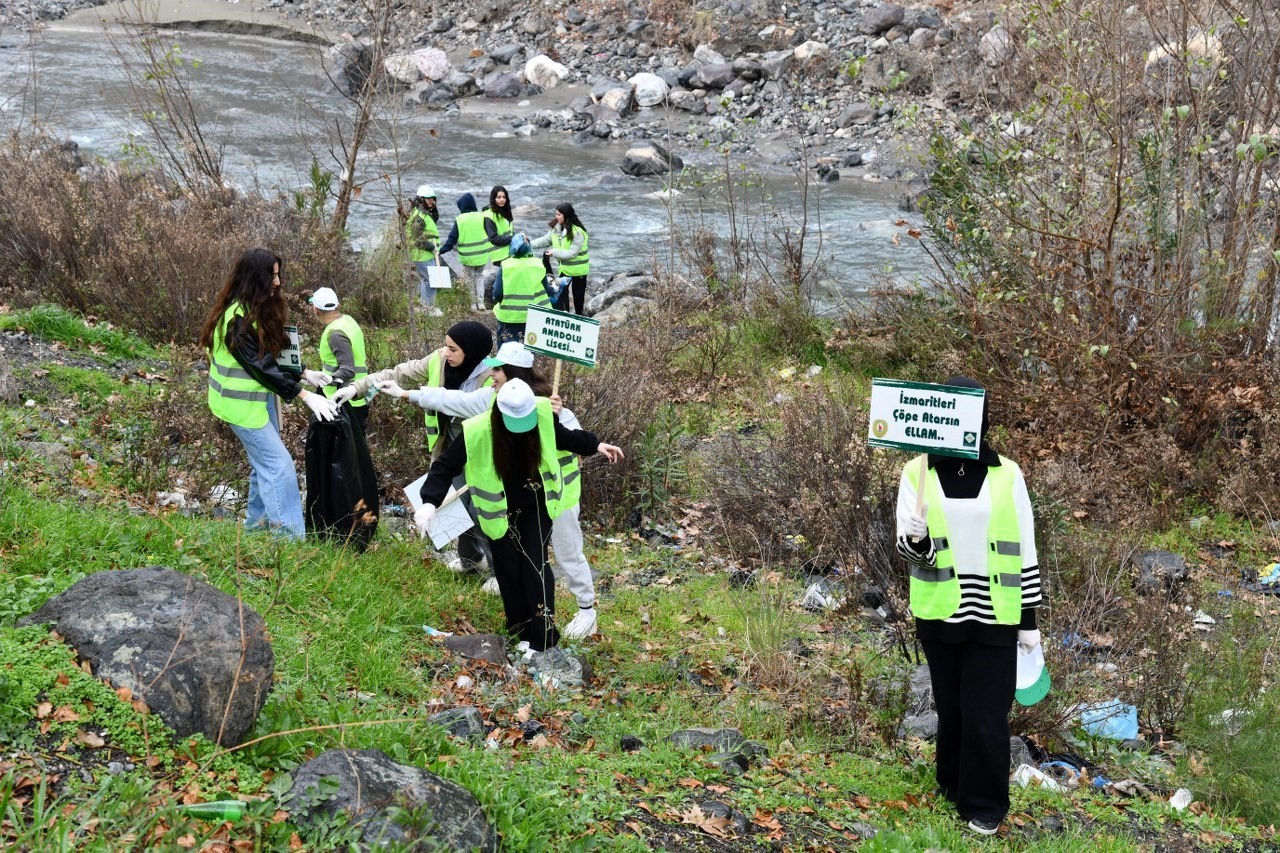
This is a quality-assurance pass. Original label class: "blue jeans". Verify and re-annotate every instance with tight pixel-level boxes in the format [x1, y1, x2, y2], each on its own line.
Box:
[229, 396, 305, 539]
[415, 261, 437, 307]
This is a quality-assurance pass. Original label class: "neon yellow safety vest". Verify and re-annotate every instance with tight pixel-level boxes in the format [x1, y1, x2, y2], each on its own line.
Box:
[319, 314, 368, 408]
[461, 398, 570, 538]
[484, 209, 513, 264]
[406, 208, 438, 262]
[904, 454, 1024, 624]
[207, 303, 274, 429]
[493, 257, 551, 325]
[422, 351, 446, 452]
[553, 228, 590, 276]
[455, 211, 490, 268]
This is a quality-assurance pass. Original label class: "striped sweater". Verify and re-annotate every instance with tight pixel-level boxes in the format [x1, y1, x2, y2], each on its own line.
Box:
[895, 462, 1042, 625]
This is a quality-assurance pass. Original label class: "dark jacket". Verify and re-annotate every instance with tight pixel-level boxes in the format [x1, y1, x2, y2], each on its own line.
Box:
[227, 315, 303, 401]
[438, 192, 479, 256]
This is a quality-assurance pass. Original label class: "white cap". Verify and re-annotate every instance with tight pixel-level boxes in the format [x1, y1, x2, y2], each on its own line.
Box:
[496, 378, 538, 433]
[416, 184, 436, 198]
[483, 341, 534, 369]
[309, 287, 340, 311]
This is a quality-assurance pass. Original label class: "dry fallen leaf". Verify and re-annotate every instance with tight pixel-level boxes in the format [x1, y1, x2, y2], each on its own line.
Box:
[75, 729, 105, 748]
[516, 704, 532, 723]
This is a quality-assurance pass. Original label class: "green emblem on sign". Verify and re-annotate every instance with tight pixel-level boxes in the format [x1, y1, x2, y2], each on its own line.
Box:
[963, 431, 977, 446]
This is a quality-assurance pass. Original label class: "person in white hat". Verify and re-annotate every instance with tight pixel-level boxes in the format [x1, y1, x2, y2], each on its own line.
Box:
[375, 341, 604, 640]
[308, 286, 371, 434]
[406, 184, 443, 316]
[413, 377, 622, 658]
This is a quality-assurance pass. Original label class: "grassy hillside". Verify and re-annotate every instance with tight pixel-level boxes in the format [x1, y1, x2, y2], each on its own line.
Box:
[1, 304, 1277, 851]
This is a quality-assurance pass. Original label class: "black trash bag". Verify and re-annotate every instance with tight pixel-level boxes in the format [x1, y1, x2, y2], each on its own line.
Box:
[304, 411, 378, 551]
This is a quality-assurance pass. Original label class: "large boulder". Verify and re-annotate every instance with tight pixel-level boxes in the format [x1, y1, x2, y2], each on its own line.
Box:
[19, 566, 273, 747]
[979, 25, 1015, 67]
[324, 41, 374, 97]
[585, 273, 656, 316]
[484, 72, 522, 98]
[620, 142, 683, 177]
[629, 72, 669, 107]
[525, 54, 570, 89]
[860, 4, 905, 35]
[286, 749, 496, 852]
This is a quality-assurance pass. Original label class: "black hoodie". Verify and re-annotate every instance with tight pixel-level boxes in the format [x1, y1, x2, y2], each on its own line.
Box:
[438, 193, 479, 255]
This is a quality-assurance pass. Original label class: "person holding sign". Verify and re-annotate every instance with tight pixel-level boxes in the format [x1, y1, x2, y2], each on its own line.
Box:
[529, 202, 590, 314]
[377, 341, 603, 640]
[334, 321, 495, 573]
[414, 379, 623, 656]
[405, 184, 444, 317]
[492, 234, 558, 346]
[894, 376, 1042, 837]
[198, 248, 338, 539]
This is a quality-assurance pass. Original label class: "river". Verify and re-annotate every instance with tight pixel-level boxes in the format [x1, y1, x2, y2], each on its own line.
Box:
[0, 23, 931, 307]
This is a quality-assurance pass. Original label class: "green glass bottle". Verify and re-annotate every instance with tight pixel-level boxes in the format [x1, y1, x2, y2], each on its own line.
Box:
[179, 800, 246, 822]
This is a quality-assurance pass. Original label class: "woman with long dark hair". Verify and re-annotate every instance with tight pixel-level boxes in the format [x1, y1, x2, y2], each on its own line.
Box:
[414, 378, 622, 656]
[530, 202, 590, 314]
[479, 185, 516, 309]
[375, 342, 604, 639]
[199, 248, 337, 538]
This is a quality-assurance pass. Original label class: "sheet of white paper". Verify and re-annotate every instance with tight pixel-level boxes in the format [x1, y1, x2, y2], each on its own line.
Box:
[427, 266, 452, 289]
[403, 476, 474, 548]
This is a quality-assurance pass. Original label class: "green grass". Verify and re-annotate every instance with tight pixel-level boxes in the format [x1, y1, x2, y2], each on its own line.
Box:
[0, 304, 156, 360]
[0, 333, 1276, 851]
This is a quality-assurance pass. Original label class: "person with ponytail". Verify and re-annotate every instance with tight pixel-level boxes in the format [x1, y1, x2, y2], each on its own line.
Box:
[198, 248, 337, 538]
[413, 378, 622, 656]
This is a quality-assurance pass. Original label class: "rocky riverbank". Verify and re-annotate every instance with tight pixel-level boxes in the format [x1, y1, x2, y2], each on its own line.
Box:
[12, 0, 1016, 197]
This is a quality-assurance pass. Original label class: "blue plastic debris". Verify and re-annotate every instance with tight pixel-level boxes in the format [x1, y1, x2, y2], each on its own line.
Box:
[1080, 701, 1139, 740]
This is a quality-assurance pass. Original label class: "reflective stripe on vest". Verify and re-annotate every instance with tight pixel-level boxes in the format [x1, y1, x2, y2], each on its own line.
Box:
[319, 314, 368, 407]
[484, 209, 513, 264]
[552, 228, 589, 276]
[904, 454, 1024, 623]
[406, 208, 438, 262]
[422, 351, 445, 452]
[461, 398, 570, 539]
[455, 211, 490, 267]
[207, 303, 272, 429]
[494, 257, 550, 324]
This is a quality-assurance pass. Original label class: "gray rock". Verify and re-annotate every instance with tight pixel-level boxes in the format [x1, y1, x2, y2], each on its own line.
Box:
[850, 821, 878, 840]
[668, 727, 745, 751]
[620, 141, 683, 177]
[707, 751, 750, 775]
[14, 440, 72, 471]
[760, 48, 795, 81]
[565, 7, 586, 25]
[696, 62, 736, 89]
[699, 800, 749, 834]
[900, 711, 938, 739]
[668, 88, 701, 112]
[429, 17, 453, 33]
[490, 42, 523, 65]
[620, 734, 644, 751]
[980, 26, 1015, 67]
[323, 41, 373, 98]
[443, 633, 509, 665]
[584, 274, 655, 315]
[19, 566, 273, 747]
[731, 57, 763, 82]
[860, 4, 904, 35]
[693, 43, 726, 64]
[837, 101, 876, 127]
[594, 295, 654, 326]
[483, 72, 522, 98]
[427, 707, 486, 740]
[842, 150, 864, 167]
[448, 72, 481, 97]
[287, 749, 496, 852]
[908, 27, 934, 50]
[629, 71, 669, 107]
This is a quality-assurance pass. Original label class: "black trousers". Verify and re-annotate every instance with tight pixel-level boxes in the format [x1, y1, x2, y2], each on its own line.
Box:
[488, 502, 558, 651]
[559, 275, 587, 314]
[453, 472, 492, 570]
[920, 637, 1016, 824]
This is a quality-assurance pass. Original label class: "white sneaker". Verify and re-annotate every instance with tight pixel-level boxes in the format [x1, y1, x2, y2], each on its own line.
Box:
[481, 577, 501, 595]
[563, 607, 598, 640]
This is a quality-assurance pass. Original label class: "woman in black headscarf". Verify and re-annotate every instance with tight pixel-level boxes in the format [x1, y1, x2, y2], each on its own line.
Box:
[894, 376, 1043, 837]
[333, 321, 496, 571]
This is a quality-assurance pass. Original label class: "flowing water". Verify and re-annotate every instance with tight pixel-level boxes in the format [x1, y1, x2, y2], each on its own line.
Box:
[0, 24, 931, 305]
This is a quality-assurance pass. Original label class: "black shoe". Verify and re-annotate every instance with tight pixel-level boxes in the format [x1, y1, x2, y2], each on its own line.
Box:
[968, 818, 1000, 836]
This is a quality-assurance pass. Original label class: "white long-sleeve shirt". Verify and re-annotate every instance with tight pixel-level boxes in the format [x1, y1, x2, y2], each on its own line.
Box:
[406, 384, 582, 430]
[895, 461, 1042, 624]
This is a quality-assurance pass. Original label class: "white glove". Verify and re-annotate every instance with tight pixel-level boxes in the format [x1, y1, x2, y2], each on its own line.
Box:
[330, 385, 358, 406]
[1017, 629, 1041, 652]
[302, 391, 338, 422]
[303, 368, 333, 389]
[414, 504, 436, 538]
[903, 504, 929, 541]
[377, 380, 407, 399]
